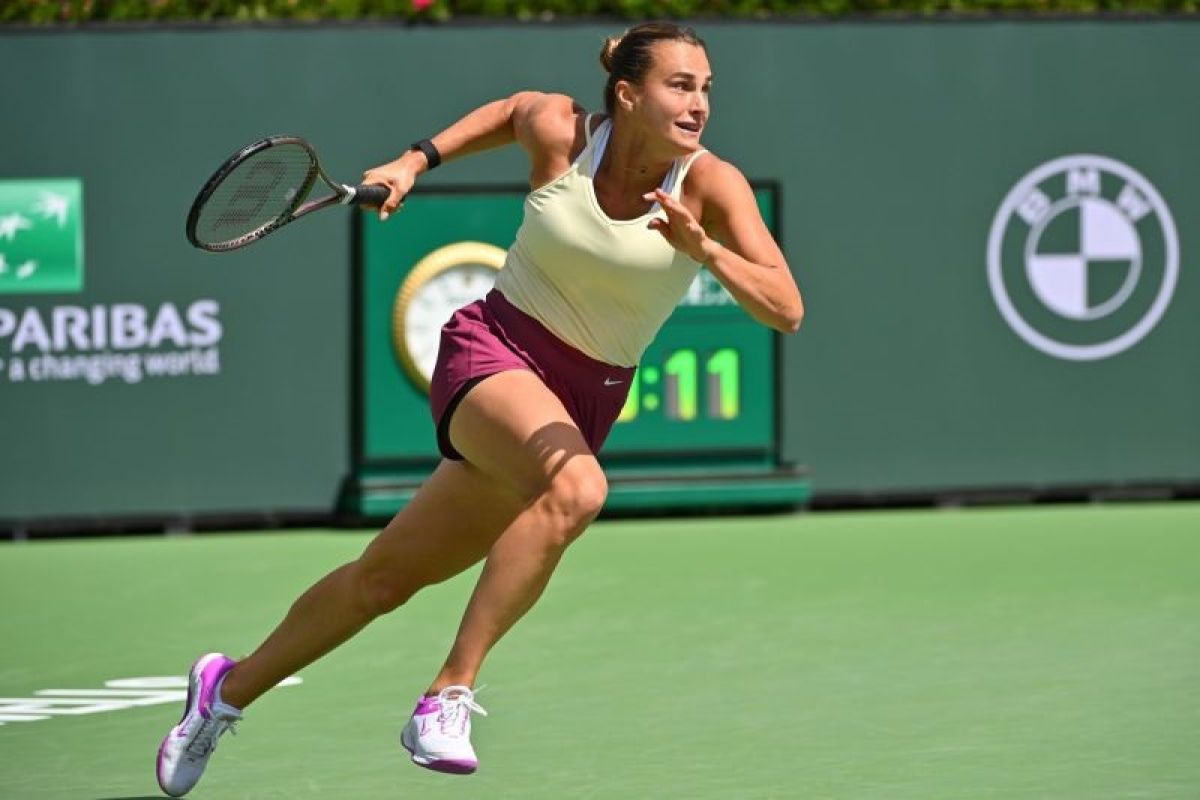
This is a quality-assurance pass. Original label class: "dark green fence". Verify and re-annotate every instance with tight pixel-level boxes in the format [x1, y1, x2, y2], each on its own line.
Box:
[1, 20, 1196, 528]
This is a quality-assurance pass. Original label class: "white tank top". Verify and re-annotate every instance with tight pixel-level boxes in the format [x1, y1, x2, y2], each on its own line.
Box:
[494, 116, 707, 367]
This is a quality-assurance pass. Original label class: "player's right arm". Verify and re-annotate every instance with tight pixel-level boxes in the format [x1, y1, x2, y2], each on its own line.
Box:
[509, 92, 586, 189]
[363, 91, 581, 218]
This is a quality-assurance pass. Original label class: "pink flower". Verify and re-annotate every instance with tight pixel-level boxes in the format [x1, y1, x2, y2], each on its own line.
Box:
[412, 0, 433, 9]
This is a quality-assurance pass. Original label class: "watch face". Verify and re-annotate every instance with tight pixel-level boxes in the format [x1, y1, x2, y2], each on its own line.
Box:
[393, 241, 507, 392]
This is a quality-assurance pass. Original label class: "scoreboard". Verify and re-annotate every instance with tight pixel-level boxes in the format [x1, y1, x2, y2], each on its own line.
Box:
[345, 186, 808, 518]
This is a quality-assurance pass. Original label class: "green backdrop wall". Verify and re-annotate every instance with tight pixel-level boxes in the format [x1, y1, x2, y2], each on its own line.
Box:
[1, 20, 1196, 524]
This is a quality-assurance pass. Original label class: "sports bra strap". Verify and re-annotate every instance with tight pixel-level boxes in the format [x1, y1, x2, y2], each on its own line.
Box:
[581, 119, 704, 208]
[574, 115, 609, 170]
[669, 149, 709, 196]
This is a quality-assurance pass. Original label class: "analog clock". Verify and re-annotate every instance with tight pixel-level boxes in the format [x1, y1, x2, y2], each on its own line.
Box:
[392, 241, 506, 392]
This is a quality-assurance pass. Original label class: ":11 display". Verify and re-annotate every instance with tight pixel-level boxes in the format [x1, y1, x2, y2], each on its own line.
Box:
[617, 347, 741, 423]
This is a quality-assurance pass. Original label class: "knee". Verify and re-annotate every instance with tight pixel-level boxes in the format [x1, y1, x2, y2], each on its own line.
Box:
[353, 560, 420, 618]
[541, 462, 608, 539]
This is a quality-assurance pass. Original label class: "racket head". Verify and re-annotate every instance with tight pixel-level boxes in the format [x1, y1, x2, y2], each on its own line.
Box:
[186, 135, 320, 252]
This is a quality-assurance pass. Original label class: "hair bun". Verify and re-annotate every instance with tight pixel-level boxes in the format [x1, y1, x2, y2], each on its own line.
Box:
[599, 35, 623, 73]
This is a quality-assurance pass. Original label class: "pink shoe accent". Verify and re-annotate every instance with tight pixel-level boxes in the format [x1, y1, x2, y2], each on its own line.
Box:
[424, 758, 478, 775]
[414, 695, 441, 716]
[196, 655, 237, 719]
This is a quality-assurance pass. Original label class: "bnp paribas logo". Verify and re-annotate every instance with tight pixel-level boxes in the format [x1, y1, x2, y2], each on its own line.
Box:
[987, 156, 1179, 361]
[0, 179, 84, 294]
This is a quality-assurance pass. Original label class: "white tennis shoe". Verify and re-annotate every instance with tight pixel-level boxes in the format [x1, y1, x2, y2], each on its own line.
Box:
[156, 653, 242, 797]
[400, 685, 488, 774]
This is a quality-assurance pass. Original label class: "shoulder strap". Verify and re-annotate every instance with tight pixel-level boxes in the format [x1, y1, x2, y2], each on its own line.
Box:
[587, 118, 613, 177]
[667, 149, 708, 197]
[573, 115, 611, 171]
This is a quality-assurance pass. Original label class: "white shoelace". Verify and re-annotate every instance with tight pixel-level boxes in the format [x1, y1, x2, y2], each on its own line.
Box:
[435, 685, 487, 735]
[184, 715, 238, 761]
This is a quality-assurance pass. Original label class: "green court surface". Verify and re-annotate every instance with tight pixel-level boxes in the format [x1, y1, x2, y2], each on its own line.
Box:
[1, 503, 1197, 799]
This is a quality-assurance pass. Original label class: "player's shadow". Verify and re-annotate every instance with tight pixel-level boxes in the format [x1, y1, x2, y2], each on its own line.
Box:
[525, 421, 595, 482]
[91, 796, 165, 799]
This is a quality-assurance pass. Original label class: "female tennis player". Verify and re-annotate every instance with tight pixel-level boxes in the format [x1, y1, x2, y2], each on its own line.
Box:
[156, 21, 802, 796]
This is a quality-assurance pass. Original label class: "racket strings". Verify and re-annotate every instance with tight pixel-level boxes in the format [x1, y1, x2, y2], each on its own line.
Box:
[194, 143, 314, 246]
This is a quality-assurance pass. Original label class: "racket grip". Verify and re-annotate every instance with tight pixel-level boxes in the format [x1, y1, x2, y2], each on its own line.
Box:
[347, 183, 392, 206]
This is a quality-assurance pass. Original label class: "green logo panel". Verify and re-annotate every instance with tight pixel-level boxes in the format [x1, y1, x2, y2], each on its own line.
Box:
[0, 179, 84, 294]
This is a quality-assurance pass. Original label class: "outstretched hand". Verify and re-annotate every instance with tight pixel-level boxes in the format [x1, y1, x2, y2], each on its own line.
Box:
[644, 188, 716, 264]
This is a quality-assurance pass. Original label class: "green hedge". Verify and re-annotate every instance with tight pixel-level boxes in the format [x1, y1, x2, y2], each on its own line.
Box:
[3, 0, 1196, 24]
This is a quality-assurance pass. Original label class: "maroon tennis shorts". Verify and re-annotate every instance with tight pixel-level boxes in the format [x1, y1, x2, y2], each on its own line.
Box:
[429, 289, 636, 461]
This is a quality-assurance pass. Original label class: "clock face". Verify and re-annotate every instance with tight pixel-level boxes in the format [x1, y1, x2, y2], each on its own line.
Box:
[393, 241, 507, 391]
[404, 263, 499, 382]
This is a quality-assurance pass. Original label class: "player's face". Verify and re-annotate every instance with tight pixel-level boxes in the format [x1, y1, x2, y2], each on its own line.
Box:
[625, 41, 711, 154]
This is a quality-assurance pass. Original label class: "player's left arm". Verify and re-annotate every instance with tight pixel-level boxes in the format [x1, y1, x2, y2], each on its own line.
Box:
[647, 157, 803, 333]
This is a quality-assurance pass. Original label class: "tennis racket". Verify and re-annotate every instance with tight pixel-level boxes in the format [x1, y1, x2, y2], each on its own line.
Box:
[186, 135, 392, 252]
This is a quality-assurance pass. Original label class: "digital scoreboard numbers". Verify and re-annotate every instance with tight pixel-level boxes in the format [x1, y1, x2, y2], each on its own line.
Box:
[620, 348, 748, 423]
[354, 184, 804, 516]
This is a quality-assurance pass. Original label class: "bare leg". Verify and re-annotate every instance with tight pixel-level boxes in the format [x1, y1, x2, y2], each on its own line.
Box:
[427, 502, 590, 692]
[218, 458, 525, 709]
[421, 370, 609, 693]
